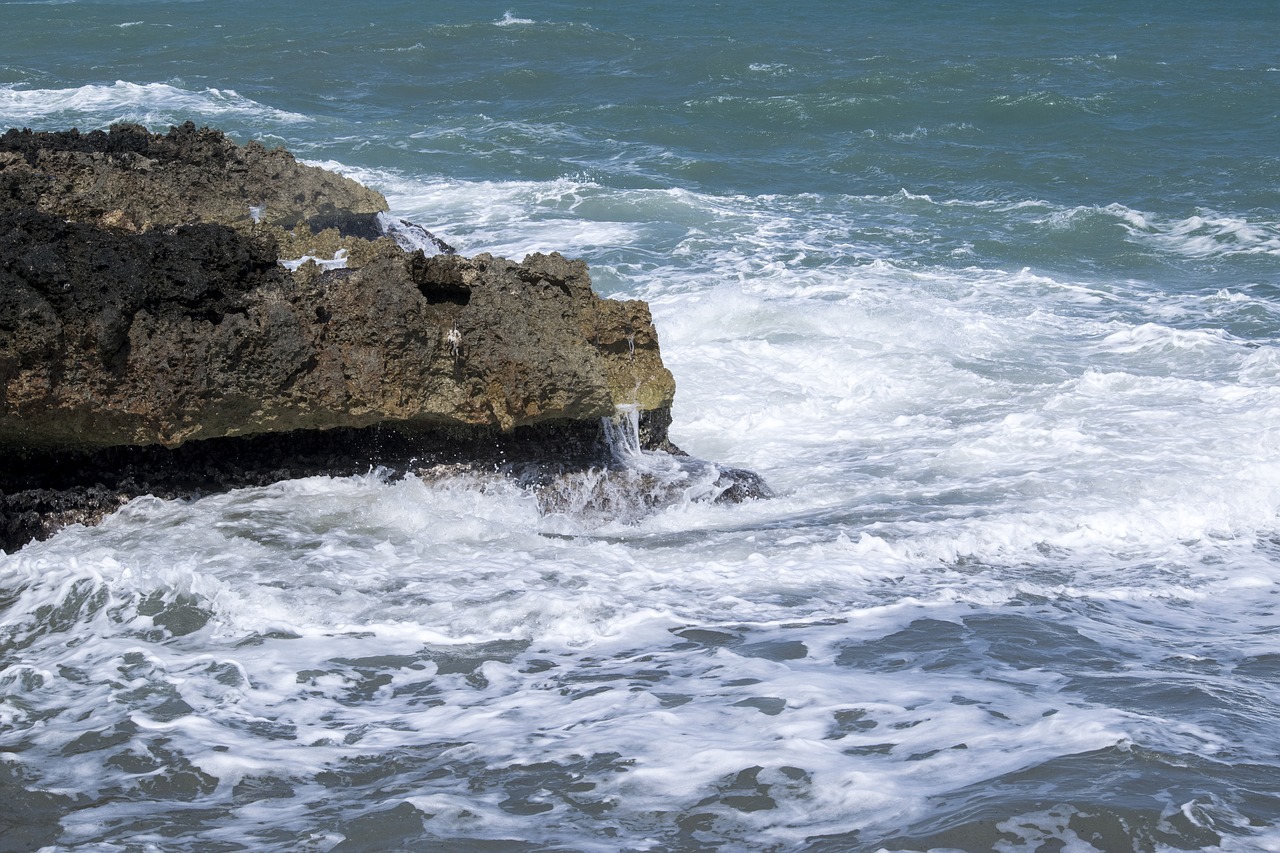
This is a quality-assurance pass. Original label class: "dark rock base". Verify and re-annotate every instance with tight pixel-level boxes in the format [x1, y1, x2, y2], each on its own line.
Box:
[0, 410, 770, 552]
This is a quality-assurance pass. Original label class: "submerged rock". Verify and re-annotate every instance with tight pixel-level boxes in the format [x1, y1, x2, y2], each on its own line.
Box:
[0, 123, 766, 550]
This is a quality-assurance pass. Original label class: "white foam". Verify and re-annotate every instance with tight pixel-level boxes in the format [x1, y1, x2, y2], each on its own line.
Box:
[495, 11, 535, 27]
[278, 248, 348, 271]
[5, 444, 1278, 849]
[1116, 206, 1280, 258]
[0, 81, 310, 129]
[302, 165, 647, 260]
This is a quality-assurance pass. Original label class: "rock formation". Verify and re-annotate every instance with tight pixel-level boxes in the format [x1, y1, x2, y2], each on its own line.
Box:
[0, 121, 387, 233]
[0, 123, 767, 550]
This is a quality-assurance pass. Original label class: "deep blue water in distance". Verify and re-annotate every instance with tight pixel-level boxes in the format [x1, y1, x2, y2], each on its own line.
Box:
[2, 1, 1280, 850]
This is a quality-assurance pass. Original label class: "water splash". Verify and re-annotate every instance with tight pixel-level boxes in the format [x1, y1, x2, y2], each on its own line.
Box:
[602, 402, 643, 461]
[532, 406, 763, 529]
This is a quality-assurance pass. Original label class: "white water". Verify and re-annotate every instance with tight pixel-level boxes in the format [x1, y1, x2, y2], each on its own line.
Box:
[5, 197, 1280, 845]
[4, 94, 1280, 850]
[0, 81, 310, 130]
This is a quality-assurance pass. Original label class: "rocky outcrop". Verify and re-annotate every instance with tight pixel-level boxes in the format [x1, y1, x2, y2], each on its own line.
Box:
[0, 215, 673, 450]
[0, 121, 386, 234]
[0, 124, 767, 550]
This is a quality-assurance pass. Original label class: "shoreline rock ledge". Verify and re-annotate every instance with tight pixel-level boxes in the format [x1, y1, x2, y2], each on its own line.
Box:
[0, 123, 768, 551]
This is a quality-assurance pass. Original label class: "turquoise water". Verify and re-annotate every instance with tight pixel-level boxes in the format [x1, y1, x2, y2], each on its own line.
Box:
[3, 2, 1280, 851]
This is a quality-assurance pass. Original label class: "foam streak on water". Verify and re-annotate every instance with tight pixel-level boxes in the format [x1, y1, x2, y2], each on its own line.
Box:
[0, 81, 311, 132]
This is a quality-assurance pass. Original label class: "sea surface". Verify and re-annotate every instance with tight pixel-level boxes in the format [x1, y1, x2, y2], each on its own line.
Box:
[3, 2, 1280, 850]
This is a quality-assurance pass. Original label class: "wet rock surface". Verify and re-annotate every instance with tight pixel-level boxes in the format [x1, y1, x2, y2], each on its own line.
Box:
[0, 123, 766, 550]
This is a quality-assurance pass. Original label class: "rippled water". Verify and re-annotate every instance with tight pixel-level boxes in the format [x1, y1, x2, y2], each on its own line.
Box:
[2, 1, 1280, 850]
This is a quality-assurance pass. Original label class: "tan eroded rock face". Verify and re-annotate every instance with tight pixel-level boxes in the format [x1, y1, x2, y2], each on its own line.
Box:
[0, 123, 675, 451]
[0, 214, 674, 449]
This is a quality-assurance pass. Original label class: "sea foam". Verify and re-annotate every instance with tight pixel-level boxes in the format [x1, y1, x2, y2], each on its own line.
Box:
[0, 81, 310, 129]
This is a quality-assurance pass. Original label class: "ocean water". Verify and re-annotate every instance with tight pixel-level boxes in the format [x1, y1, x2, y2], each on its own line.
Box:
[3, 2, 1280, 850]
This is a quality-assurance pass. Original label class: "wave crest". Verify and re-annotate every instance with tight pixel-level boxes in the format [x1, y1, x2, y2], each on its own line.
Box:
[0, 81, 310, 130]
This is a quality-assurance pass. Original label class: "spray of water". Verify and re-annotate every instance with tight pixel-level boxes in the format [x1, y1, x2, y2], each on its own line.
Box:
[531, 405, 746, 528]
